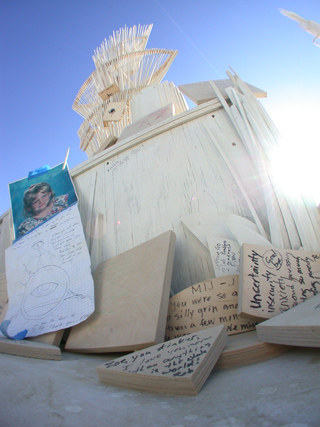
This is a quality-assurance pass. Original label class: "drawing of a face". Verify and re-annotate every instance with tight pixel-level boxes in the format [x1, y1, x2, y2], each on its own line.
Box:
[31, 189, 52, 216]
[21, 266, 70, 319]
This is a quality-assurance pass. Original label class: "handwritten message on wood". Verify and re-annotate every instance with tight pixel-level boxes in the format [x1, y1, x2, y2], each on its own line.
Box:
[2, 205, 94, 339]
[239, 244, 320, 320]
[96, 325, 227, 395]
[165, 276, 256, 341]
[207, 237, 240, 277]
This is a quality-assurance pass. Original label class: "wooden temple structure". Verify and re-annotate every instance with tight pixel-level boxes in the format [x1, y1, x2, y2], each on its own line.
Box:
[1, 23, 320, 297]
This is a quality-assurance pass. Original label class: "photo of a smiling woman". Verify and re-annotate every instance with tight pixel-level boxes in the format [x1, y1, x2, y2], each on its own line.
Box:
[18, 182, 69, 237]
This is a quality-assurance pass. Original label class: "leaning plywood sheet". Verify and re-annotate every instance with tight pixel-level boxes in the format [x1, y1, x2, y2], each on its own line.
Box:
[178, 79, 267, 105]
[65, 230, 176, 352]
[165, 276, 257, 341]
[239, 244, 320, 321]
[0, 273, 8, 318]
[96, 325, 227, 395]
[0, 210, 12, 274]
[0, 336, 61, 360]
[215, 330, 288, 369]
[256, 294, 320, 347]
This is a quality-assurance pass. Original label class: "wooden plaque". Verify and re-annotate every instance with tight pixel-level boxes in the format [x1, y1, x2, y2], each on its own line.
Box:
[165, 276, 257, 341]
[239, 244, 320, 320]
[65, 231, 176, 352]
[103, 101, 126, 122]
[98, 83, 120, 101]
[96, 325, 227, 395]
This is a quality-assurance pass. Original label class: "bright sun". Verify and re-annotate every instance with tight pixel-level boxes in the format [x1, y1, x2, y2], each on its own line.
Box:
[268, 100, 320, 206]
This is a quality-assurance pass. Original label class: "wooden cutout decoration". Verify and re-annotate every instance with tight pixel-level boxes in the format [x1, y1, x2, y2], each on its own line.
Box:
[65, 231, 176, 352]
[103, 101, 126, 122]
[256, 293, 320, 347]
[207, 237, 241, 277]
[96, 325, 227, 395]
[165, 276, 257, 341]
[215, 330, 288, 369]
[239, 244, 320, 321]
[118, 103, 175, 142]
[98, 83, 120, 101]
[0, 336, 61, 360]
[178, 79, 267, 106]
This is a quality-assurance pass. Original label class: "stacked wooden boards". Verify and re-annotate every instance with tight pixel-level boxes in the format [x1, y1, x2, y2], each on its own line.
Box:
[256, 293, 320, 347]
[0, 336, 61, 360]
[65, 230, 176, 352]
[96, 325, 227, 395]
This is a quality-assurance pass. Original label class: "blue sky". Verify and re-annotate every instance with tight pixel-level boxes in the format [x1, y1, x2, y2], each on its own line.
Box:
[1, 0, 320, 215]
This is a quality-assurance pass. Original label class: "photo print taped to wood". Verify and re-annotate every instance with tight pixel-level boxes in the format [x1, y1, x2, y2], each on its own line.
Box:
[9, 163, 78, 241]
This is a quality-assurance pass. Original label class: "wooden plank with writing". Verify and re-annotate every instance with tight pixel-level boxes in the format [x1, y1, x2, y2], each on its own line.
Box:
[165, 276, 256, 341]
[96, 325, 227, 395]
[65, 231, 176, 352]
[207, 237, 240, 277]
[256, 293, 320, 347]
[239, 244, 320, 320]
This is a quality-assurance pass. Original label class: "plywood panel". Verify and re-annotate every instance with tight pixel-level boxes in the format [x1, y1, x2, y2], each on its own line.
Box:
[215, 330, 289, 369]
[0, 210, 12, 274]
[96, 325, 227, 395]
[65, 230, 176, 352]
[0, 336, 61, 360]
[239, 244, 320, 320]
[256, 293, 320, 347]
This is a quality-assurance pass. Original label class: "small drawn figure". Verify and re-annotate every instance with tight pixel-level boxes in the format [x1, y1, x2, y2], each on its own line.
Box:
[18, 182, 69, 237]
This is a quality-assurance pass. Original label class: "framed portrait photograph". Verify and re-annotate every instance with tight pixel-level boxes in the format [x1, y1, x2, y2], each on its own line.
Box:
[9, 163, 78, 241]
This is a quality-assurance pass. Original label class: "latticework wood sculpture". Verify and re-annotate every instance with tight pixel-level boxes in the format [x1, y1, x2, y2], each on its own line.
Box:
[73, 24, 178, 157]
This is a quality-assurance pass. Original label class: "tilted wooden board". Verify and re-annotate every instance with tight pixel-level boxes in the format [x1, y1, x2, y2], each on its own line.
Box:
[215, 330, 288, 369]
[256, 293, 320, 347]
[96, 325, 227, 395]
[239, 244, 320, 320]
[165, 276, 257, 341]
[0, 336, 61, 360]
[65, 230, 176, 352]
[178, 79, 267, 105]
